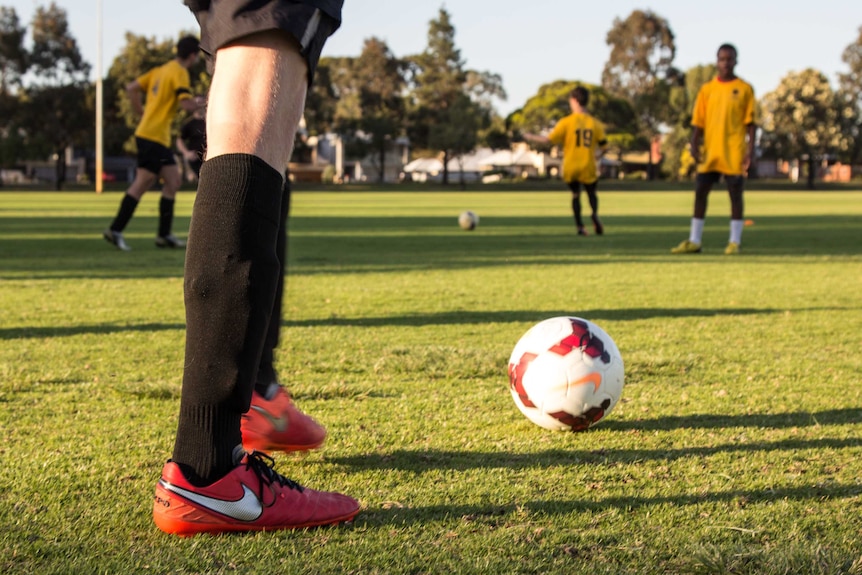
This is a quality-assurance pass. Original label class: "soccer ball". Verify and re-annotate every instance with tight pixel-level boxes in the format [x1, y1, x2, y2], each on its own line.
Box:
[507, 316, 624, 431]
[458, 210, 479, 230]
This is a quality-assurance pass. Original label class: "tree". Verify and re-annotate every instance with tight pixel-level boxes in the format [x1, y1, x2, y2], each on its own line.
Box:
[760, 69, 849, 189]
[428, 92, 481, 187]
[0, 7, 28, 172]
[464, 69, 506, 111]
[407, 7, 467, 184]
[478, 113, 510, 151]
[838, 25, 862, 164]
[509, 80, 638, 136]
[308, 47, 406, 181]
[602, 9, 677, 178]
[464, 69, 507, 151]
[304, 57, 340, 136]
[25, 2, 91, 189]
[0, 7, 27, 94]
[351, 37, 405, 182]
[602, 9, 676, 100]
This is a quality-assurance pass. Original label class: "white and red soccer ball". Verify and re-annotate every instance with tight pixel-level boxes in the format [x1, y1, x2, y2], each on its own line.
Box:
[508, 316, 624, 431]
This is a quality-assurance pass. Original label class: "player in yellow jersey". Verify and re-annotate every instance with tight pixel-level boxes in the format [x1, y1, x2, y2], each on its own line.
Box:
[526, 87, 608, 235]
[671, 43, 756, 255]
[103, 36, 206, 251]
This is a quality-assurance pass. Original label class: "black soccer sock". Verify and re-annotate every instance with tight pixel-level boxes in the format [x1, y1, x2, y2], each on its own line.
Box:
[158, 197, 175, 237]
[586, 187, 599, 216]
[110, 194, 139, 232]
[171, 154, 284, 486]
[571, 196, 584, 228]
[255, 176, 292, 397]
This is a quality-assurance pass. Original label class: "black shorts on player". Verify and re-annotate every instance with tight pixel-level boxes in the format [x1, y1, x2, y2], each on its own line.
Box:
[186, 0, 341, 84]
[696, 171, 744, 189]
[135, 137, 177, 175]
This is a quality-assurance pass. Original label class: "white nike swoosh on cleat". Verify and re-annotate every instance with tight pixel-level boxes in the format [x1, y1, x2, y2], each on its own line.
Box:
[159, 480, 263, 521]
[250, 405, 289, 433]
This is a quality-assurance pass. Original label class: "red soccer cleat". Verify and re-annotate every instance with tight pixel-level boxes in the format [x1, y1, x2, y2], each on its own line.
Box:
[241, 384, 327, 453]
[153, 451, 359, 536]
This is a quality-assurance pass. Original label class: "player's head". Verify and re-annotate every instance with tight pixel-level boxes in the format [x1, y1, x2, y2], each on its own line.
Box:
[716, 43, 738, 80]
[569, 86, 590, 109]
[176, 36, 201, 61]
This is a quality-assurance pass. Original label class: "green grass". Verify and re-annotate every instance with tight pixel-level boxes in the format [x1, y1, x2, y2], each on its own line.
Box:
[1, 188, 861, 574]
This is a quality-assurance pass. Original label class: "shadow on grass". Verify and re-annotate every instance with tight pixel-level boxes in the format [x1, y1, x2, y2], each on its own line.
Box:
[355, 482, 862, 527]
[3, 306, 852, 340]
[281, 306, 854, 329]
[0, 321, 185, 340]
[603, 409, 862, 431]
[330, 428, 862, 474]
[1, 213, 860, 279]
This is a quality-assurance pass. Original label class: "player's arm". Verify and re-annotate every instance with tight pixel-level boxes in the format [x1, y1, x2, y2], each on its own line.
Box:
[595, 123, 608, 159]
[742, 85, 757, 172]
[174, 64, 205, 113]
[690, 126, 703, 165]
[179, 93, 206, 113]
[527, 120, 565, 147]
[126, 80, 144, 117]
[743, 123, 756, 172]
[595, 144, 608, 161]
[690, 86, 707, 166]
[523, 132, 550, 145]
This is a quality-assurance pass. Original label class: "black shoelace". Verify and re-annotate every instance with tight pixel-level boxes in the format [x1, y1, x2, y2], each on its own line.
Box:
[244, 451, 305, 498]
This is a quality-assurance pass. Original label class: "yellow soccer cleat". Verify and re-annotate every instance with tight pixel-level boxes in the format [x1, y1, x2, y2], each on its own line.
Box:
[724, 242, 740, 255]
[670, 239, 702, 254]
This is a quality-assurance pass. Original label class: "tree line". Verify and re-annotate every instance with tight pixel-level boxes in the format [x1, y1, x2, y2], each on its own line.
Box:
[0, 4, 860, 189]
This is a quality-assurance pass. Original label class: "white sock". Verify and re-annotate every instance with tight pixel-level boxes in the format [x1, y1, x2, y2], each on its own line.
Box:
[729, 219, 743, 244]
[689, 218, 705, 244]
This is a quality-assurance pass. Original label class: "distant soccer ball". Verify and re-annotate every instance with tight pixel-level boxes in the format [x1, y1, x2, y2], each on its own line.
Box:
[458, 210, 479, 231]
[507, 316, 624, 432]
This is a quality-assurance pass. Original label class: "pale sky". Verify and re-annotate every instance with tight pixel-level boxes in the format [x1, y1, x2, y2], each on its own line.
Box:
[7, 0, 861, 115]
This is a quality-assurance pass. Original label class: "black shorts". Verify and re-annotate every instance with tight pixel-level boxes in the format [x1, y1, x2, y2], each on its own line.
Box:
[183, 0, 342, 84]
[136, 137, 177, 174]
[696, 172, 744, 188]
[566, 180, 598, 194]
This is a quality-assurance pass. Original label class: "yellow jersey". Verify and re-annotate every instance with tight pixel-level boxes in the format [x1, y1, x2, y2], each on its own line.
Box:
[134, 60, 193, 148]
[548, 112, 607, 184]
[691, 77, 755, 175]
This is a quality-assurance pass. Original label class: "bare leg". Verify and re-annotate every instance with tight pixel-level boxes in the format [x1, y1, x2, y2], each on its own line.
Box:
[205, 32, 307, 170]
[693, 179, 712, 220]
[126, 169, 158, 200]
[727, 177, 744, 220]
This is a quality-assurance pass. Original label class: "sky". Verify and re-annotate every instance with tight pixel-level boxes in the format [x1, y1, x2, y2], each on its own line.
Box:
[7, 0, 861, 116]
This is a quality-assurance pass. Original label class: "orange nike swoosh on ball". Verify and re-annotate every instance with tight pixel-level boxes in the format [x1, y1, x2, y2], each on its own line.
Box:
[544, 372, 603, 395]
[573, 372, 602, 391]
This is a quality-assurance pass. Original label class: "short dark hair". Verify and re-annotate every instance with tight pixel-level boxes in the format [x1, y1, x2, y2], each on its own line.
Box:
[569, 86, 590, 107]
[717, 43, 737, 58]
[176, 36, 200, 59]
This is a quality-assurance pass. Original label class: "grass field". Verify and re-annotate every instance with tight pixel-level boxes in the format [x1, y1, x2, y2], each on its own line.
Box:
[1, 188, 861, 574]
